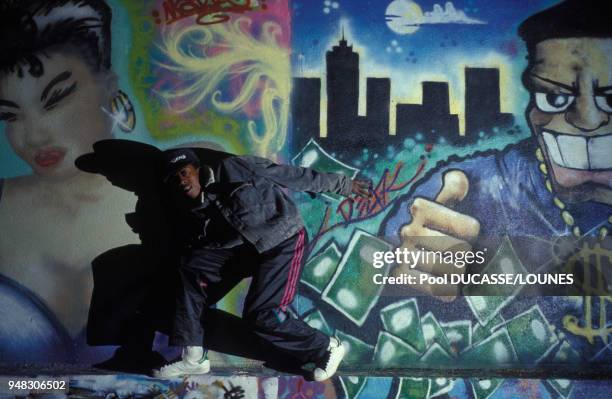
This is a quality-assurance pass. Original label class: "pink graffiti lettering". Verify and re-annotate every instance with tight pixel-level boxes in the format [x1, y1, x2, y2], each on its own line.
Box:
[337, 161, 419, 222]
[310, 158, 428, 248]
[152, 0, 265, 26]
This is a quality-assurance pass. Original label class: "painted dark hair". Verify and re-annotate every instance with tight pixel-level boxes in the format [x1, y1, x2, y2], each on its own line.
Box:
[519, 0, 612, 56]
[519, 0, 612, 96]
[0, 0, 112, 78]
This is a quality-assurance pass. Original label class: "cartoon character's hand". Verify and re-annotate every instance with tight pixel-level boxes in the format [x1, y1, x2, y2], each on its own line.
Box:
[351, 179, 372, 198]
[396, 170, 481, 301]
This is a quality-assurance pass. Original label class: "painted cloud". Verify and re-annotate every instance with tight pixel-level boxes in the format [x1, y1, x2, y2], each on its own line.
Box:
[421, 2, 486, 25]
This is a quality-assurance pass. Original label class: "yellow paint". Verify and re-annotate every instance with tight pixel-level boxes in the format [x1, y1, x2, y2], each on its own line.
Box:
[562, 242, 612, 344]
[535, 148, 544, 162]
[156, 17, 290, 157]
[320, 97, 328, 138]
[386, 0, 423, 35]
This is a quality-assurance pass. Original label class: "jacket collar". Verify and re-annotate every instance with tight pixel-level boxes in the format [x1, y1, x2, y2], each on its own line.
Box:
[200, 165, 215, 188]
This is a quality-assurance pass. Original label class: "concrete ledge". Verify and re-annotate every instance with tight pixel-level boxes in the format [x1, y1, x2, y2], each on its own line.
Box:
[2, 364, 611, 379]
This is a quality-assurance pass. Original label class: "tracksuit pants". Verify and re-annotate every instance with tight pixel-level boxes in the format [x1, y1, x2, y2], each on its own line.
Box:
[170, 229, 330, 363]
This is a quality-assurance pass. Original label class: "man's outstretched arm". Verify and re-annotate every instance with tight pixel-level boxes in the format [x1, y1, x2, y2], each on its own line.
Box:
[231, 155, 371, 198]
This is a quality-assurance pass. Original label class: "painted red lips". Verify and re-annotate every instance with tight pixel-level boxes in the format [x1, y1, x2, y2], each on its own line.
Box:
[34, 148, 66, 167]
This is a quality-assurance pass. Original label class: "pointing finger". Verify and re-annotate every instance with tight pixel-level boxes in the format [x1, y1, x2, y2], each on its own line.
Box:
[410, 198, 480, 241]
[435, 169, 469, 207]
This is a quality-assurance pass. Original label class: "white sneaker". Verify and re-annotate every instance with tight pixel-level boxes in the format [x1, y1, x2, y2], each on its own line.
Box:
[153, 347, 210, 378]
[313, 337, 345, 381]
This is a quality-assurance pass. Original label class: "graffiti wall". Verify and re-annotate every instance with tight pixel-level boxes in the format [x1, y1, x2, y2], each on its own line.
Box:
[0, 0, 611, 395]
[1, 374, 611, 398]
[291, 0, 612, 370]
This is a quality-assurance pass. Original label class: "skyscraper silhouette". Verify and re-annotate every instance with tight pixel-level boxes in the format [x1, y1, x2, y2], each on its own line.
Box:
[291, 77, 321, 154]
[465, 67, 514, 139]
[326, 30, 359, 139]
[396, 81, 459, 143]
[366, 78, 391, 140]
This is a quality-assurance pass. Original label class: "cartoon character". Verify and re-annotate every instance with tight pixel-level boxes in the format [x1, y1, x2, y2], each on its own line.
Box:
[0, 0, 138, 361]
[381, 0, 612, 297]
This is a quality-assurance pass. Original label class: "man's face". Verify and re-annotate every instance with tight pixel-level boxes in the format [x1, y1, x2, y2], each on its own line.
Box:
[525, 38, 612, 204]
[168, 164, 202, 200]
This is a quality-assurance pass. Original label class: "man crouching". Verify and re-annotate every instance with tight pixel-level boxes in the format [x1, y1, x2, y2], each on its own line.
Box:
[153, 147, 370, 380]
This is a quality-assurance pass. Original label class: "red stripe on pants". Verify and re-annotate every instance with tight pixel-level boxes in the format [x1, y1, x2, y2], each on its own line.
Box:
[279, 230, 305, 310]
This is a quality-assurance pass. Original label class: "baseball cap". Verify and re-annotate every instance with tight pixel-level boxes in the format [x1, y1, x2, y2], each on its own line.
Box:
[161, 148, 200, 182]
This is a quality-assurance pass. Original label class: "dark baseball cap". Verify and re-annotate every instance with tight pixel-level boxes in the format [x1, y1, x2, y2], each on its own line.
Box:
[161, 148, 200, 182]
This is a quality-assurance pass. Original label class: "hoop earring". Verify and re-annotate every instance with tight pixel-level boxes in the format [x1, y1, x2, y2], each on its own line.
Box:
[110, 90, 136, 133]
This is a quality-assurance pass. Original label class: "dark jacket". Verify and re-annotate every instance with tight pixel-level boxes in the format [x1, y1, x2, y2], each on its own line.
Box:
[169, 148, 353, 253]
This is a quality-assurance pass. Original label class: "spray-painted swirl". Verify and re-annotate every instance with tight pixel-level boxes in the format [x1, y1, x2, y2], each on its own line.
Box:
[155, 17, 290, 157]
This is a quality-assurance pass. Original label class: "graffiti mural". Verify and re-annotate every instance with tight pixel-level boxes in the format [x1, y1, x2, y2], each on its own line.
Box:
[0, 0, 142, 363]
[0, 0, 290, 364]
[1, 374, 611, 398]
[126, 0, 290, 156]
[0, 0, 611, 395]
[288, 0, 612, 387]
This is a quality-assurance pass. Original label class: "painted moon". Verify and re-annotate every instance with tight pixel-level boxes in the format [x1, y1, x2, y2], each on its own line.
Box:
[385, 0, 423, 35]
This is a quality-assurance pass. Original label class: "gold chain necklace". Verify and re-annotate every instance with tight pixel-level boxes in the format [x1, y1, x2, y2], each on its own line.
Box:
[536, 148, 610, 241]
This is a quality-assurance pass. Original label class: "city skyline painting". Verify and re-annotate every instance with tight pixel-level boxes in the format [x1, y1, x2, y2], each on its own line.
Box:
[291, 0, 558, 140]
[292, 31, 515, 157]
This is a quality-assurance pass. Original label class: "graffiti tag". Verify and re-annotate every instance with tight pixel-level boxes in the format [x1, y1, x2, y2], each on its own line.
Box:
[310, 158, 427, 247]
[152, 0, 265, 26]
[337, 160, 426, 222]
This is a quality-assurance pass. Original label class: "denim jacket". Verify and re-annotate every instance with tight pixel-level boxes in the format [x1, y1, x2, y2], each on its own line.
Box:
[175, 148, 352, 253]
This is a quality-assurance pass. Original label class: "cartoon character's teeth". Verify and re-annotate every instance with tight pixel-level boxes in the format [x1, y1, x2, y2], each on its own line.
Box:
[542, 132, 563, 166]
[589, 135, 612, 170]
[542, 130, 612, 170]
[557, 134, 589, 169]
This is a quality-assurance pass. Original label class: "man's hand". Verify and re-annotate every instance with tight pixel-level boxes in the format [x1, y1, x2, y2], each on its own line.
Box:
[394, 170, 481, 301]
[351, 179, 372, 198]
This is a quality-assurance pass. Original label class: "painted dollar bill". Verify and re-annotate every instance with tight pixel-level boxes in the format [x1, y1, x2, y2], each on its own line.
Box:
[441, 320, 472, 355]
[421, 312, 453, 354]
[420, 342, 453, 365]
[472, 313, 505, 346]
[374, 331, 420, 367]
[461, 327, 518, 366]
[503, 305, 559, 364]
[465, 237, 527, 325]
[292, 138, 359, 201]
[322, 230, 393, 326]
[303, 309, 333, 336]
[380, 298, 426, 352]
[301, 241, 342, 293]
[551, 340, 582, 364]
[336, 330, 375, 364]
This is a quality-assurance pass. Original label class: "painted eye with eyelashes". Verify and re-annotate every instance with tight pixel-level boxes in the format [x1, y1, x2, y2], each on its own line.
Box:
[44, 81, 77, 110]
[0, 112, 17, 122]
[534, 92, 575, 113]
[595, 92, 612, 113]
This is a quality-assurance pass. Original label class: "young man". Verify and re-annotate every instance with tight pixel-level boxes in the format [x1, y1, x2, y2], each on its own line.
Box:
[153, 147, 371, 380]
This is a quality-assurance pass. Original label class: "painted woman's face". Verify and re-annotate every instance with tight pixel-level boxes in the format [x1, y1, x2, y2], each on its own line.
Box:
[0, 53, 114, 180]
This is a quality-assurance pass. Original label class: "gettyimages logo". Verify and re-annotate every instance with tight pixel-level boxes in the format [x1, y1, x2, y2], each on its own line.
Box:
[371, 247, 487, 269]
